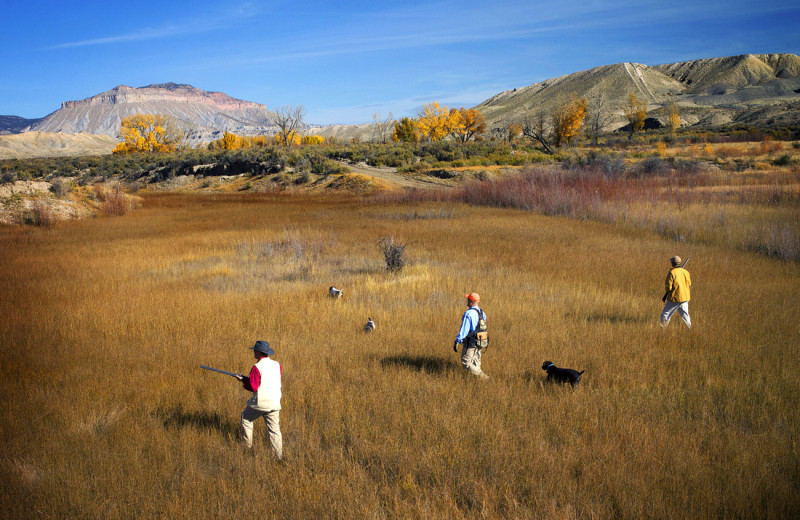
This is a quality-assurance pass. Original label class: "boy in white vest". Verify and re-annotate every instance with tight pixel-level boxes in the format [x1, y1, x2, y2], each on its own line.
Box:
[236, 340, 283, 459]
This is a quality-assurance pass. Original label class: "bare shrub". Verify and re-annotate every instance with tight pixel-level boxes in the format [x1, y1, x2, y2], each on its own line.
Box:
[93, 184, 107, 202]
[49, 178, 71, 197]
[28, 200, 54, 228]
[378, 236, 407, 272]
[633, 157, 670, 176]
[1, 172, 17, 184]
[673, 159, 704, 175]
[759, 137, 783, 154]
[102, 188, 131, 217]
[747, 222, 800, 262]
[563, 151, 627, 178]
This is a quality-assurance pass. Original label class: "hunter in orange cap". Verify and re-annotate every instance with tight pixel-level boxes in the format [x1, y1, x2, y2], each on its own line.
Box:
[453, 292, 489, 379]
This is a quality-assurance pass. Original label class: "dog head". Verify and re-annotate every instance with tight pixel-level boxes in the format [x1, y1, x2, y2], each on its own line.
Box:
[542, 361, 555, 372]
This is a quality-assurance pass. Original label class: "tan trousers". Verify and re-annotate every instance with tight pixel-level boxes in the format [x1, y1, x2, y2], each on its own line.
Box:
[660, 300, 691, 329]
[241, 405, 283, 459]
[461, 344, 489, 379]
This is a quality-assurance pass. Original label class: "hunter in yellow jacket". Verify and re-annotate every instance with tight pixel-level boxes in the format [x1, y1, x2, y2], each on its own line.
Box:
[660, 256, 692, 328]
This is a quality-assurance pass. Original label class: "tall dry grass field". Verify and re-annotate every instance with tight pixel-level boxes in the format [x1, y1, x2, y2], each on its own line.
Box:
[1, 189, 798, 519]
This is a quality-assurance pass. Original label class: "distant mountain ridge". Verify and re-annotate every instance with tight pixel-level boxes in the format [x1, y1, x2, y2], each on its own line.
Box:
[6, 53, 800, 154]
[653, 54, 800, 91]
[0, 115, 42, 135]
[476, 53, 800, 132]
[27, 82, 276, 141]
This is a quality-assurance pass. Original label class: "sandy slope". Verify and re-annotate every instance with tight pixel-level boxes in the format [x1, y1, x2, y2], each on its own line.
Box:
[0, 132, 118, 159]
[340, 161, 449, 188]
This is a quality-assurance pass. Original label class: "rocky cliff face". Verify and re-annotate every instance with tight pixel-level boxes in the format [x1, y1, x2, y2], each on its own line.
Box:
[29, 83, 276, 141]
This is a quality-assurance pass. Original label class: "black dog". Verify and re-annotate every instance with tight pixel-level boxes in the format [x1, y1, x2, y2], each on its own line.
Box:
[542, 361, 585, 388]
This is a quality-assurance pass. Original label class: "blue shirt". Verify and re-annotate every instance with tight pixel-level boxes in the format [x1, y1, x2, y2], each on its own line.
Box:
[456, 306, 484, 343]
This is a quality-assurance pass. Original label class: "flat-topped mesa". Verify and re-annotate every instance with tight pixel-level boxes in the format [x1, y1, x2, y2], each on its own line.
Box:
[31, 82, 276, 139]
[60, 84, 266, 111]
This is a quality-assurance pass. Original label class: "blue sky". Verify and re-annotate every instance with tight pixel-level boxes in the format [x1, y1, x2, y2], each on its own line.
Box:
[1, 0, 798, 125]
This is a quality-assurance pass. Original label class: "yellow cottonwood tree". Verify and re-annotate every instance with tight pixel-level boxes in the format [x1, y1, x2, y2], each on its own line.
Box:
[113, 114, 182, 154]
[222, 131, 240, 150]
[207, 131, 253, 150]
[273, 131, 301, 146]
[551, 94, 587, 147]
[450, 108, 486, 142]
[417, 101, 456, 142]
[623, 92, 647, 137]
[666, 97, 681, 135]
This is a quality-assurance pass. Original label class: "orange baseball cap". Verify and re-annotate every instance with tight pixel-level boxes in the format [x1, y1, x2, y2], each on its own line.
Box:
[465, 292, 480, 303]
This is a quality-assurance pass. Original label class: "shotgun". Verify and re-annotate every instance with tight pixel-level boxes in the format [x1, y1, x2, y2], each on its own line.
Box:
[200, 365, 243, 378]
[662, 257, 691, 302]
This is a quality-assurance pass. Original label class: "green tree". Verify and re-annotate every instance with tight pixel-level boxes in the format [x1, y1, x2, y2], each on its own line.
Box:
[392, 118, 420, 143]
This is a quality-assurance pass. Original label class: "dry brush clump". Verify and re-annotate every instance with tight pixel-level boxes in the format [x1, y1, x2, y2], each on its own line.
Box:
[1, 193, 798, 519]
[26, 199, 55, 228]
[377, 236, 408, 272]
[455, 163, 800, 262]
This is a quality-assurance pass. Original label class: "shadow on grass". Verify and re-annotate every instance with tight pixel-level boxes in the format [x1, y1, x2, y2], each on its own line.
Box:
[380, 355, 458, 375]
[577, 313, 649, 324]
[156, 406, 238, 437]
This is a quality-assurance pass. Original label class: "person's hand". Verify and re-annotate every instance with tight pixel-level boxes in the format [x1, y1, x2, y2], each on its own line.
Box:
[453, 341, 461, 353]
[235, 375, 244, 381]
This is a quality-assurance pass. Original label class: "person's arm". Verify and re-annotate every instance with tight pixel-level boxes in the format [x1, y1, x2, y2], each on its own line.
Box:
[456, 312, 472, 343]
[662, 271, 674, 302]
[241, 364, 260, 391]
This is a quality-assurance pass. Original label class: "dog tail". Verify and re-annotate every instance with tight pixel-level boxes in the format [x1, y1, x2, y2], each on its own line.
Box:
[578, 370, 585, 375]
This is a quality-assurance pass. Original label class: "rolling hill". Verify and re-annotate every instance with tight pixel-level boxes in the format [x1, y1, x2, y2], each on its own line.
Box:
[476, 53, 800, 132]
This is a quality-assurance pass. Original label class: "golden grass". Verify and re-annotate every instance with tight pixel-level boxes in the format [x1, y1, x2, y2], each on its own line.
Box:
[1, 191, 798, 519]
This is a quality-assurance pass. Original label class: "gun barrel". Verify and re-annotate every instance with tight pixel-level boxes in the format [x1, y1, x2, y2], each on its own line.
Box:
[200, 365, 241, 378]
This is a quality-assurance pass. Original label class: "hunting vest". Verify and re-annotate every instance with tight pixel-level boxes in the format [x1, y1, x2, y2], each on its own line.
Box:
[247, 357, 282, 411]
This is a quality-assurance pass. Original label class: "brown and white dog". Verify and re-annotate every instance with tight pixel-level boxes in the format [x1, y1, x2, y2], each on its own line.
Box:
[364, 317, 376, 332]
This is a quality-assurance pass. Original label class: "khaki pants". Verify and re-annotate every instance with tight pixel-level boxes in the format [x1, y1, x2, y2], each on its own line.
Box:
[660, 300, 691, 329]
[241, 405, 283, 459]
[461, 344, 489, 379]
